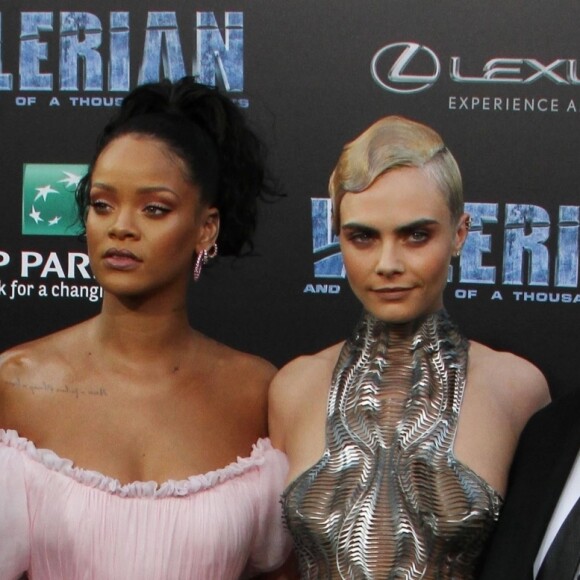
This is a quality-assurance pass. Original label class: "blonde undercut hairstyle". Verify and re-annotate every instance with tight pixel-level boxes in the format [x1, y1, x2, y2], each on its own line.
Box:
[329, 116, 463, 233]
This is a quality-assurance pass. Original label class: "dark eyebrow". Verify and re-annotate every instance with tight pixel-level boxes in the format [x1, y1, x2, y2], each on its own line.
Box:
[90, 181, 113, 191]
[341, 218, 440, 235]
[90, 182, 180, 198]
[341, 222, 379, 235]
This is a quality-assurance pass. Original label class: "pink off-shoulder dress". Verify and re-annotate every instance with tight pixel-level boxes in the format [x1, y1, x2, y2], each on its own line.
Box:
[0, 429, 291, 579]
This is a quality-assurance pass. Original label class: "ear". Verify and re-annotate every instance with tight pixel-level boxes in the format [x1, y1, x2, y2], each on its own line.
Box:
[195, 206, 220, 253]
[453, 213, 470, 255]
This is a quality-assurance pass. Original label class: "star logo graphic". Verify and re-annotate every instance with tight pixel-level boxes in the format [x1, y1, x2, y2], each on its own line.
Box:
[58, 171, 83, 189]
[22, 164, 88, 236]
[34, 184, 60, 202]
[29, 206, 44, 224]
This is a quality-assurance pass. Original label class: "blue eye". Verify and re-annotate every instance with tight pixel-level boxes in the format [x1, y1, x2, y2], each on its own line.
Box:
[410, 231, 429, 242]
[346, 228, 376, 244]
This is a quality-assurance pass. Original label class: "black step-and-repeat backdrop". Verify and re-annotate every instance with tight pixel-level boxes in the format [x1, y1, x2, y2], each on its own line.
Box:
[0, 1, 578, 397]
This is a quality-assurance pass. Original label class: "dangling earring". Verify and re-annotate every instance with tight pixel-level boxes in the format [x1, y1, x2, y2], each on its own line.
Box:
[206, 243, 218, 260]
[193, 250, 207, 282]
[193, 243, 218, 282]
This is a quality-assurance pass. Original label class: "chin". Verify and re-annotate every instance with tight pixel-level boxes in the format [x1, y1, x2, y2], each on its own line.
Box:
[365, 300, 437, 325]
[97, 277, 147, 297]
[366, 306, 414, 325]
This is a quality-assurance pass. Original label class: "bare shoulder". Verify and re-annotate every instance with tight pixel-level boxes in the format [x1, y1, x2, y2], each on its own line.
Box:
[203, 336, 277, 388]
[271, 342, 343, 402]
[269, 342, 343, 448]
[196, 334, 277, 421]
[0, 323, 83, 383]
[468, 340, 550, 429]
[0, 323, 90, 425]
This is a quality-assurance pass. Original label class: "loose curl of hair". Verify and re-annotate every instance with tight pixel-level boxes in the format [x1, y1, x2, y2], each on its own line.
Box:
[76, 76, 277, 256]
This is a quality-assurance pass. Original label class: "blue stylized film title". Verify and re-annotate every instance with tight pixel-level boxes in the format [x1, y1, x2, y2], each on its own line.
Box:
[20, 12, 53, 90]
[460, 203, 579, 287]
[139, 12, 186, 85]
[312, 198, 345, 278]
[460, 202, 499, 284]
[556, 205, 579, 287]
[12, 11, 244, 92]
[139, 11, 243, 90]
[110, 13, 130, 91]
[503, 204, 550, 285]
[60, 12, 103, 91]
[197, 12, 243, 91]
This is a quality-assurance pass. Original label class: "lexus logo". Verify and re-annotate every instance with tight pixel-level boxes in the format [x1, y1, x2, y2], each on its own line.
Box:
[371, 42, 441, 94]
[372, 43, 580, 93]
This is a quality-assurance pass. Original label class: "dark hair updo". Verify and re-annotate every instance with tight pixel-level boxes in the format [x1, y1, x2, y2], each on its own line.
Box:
[76, 76, 276, 256]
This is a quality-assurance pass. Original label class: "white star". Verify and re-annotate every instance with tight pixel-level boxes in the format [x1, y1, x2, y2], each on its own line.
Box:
[29, 206, 44, 224]
[58, 171, 82, 189]
[48, 216, 62, 226]
[34, 184, 59, 202]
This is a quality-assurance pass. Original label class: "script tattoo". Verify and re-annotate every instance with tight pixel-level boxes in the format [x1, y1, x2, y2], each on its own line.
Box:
[7, 378, 108, 398]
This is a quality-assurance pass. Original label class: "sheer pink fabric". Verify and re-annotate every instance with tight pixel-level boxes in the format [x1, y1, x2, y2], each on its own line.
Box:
[0, 429, 290, 579]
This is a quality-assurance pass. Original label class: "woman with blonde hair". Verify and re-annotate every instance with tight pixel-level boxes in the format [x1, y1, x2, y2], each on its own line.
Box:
[270, 116, 549, 579]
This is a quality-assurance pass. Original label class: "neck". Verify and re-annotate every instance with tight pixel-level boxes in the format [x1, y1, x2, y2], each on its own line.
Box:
[373, 309, 444, 346]
[385, 322, 421, 345]
[92, 292, 194, 357]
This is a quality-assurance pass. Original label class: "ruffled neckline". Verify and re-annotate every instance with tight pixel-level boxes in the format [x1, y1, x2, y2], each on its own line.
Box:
[0, 429, 276, 498]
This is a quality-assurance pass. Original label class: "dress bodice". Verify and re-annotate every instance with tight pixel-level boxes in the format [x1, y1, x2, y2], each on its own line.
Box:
[283, 311, 502, 580]
[0, 429, 290, 580]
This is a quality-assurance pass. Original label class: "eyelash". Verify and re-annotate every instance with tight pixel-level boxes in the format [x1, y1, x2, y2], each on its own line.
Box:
[88, 200, 171, 217]
[348, 231, 374, 243]
[89, 200, 110, 214]
[409, 230, 429, 243]
[346, 230, 430, 246]
[143, 204, 171, 216]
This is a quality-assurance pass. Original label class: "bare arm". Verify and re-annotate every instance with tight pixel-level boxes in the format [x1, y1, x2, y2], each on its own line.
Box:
[456, 342, 551, 495]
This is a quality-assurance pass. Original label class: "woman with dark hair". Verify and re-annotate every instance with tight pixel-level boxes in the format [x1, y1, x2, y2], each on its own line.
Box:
[0, 77, 290, 579]
[269, 116, 550, 579]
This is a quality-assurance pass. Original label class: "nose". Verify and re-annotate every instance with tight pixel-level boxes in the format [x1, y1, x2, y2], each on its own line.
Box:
[107, 209, 139, 240]
[375, 240, 404, 277]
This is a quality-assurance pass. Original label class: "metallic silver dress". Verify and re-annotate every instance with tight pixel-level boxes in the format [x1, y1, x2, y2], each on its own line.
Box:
[282, 310, 502, 579]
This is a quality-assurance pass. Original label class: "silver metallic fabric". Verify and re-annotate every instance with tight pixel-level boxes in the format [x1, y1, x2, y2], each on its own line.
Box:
[283, 310, 502, 579]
